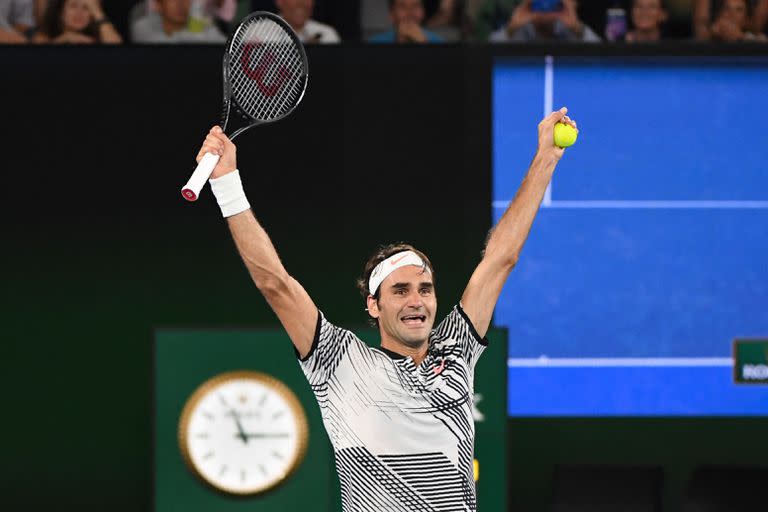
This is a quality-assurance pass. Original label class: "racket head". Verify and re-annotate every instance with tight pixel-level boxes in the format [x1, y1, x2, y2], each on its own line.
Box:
[221, 12, 309, 136]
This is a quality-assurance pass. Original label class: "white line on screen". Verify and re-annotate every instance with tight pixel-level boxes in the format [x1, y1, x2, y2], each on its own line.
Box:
[543, 55, 553, 207]
[507, 357, 733, 367]
[493, 200, 768, 209]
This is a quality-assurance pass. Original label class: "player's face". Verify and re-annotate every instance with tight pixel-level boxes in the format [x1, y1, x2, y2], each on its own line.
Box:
[62, 0, 92, 32]
[390, 0, 425, 26]
[370, 265, 436, 348]
[277, 0, 314, 30]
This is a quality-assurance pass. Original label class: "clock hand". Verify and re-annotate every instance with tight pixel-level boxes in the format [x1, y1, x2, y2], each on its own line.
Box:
[237, 432, 291, 439]
[226, 410, 248, 444]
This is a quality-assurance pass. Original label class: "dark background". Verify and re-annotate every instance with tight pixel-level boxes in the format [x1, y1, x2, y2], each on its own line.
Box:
[2, 44, 766, 511]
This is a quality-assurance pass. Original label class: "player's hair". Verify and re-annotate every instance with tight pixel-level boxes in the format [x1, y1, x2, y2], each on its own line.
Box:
[356, 243, 436, 326]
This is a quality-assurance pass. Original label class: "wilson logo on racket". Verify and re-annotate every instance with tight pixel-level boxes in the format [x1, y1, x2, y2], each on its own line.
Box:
[181, 12, 308, 202]
[240, 43, 292, 98]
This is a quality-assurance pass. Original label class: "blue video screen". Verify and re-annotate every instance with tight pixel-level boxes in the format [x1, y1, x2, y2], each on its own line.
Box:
[493, 57, 768, 416]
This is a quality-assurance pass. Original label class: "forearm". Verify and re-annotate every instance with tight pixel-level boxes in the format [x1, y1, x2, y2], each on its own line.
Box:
[98, 22, 123, 43]
[226, 209, 290, 292]
[0, 28, 27, 43]
[90, 6, 122, 43]
[484, 152, 557, 267]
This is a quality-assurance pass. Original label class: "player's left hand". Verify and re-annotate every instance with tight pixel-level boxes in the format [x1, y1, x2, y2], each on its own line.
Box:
[537, 107, 577, 161]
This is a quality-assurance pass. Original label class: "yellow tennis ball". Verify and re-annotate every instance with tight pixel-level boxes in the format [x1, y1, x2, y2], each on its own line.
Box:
[553, 122, 578, 148]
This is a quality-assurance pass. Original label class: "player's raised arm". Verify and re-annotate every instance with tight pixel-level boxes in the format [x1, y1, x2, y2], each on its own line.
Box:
[461, 108, 577, 338]
[197, 127, 318, 357]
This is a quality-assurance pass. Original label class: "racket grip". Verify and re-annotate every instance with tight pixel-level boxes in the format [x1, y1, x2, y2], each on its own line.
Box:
[181, 152, 221, 201]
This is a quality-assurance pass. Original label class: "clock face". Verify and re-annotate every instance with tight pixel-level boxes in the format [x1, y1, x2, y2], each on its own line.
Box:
[178, 371, 308, 495]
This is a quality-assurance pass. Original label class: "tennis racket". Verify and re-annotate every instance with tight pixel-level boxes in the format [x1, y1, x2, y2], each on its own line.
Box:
[181, 12, 309, 201]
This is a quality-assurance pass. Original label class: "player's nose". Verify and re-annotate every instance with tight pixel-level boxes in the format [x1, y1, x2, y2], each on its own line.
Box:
[406, 291, 424, 307]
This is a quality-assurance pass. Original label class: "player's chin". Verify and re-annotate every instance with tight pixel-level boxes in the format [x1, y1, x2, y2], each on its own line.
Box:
[398, 322, 432, 343]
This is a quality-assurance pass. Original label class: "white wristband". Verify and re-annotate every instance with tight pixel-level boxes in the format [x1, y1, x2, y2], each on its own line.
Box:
[209, 170, 250, 218]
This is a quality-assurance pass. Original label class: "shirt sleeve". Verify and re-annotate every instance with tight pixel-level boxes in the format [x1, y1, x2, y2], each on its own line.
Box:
[297, 310, 360, 386]
[432, 304, 488, 369]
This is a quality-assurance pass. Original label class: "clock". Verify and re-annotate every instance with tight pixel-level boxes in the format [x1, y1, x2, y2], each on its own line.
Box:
[178, 370, 309, 495]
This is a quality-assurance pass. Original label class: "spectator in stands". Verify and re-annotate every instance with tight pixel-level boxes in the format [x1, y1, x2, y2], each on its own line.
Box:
[693, 0, 712, 38]
[697, 0, 767, 40]
[626, 0, 668, 41]
[694, 0, 768, 40]
[756, 0, 768, 33]
[34, 0, 122, 44]
[132, 0, 227, 43]
[0, 0, 34, 43]
[471, 0, 517, 41]
[488, 0, 600, 42]
[277, 0, 340, 43]
[132, 1, 238, 33]
[424, 0, 469, 41]
[369, 0, 444, 43]
[202, 0, 238, 35]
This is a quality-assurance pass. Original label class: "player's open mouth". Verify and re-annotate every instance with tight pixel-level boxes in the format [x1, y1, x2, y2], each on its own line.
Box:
[401, 315, 426, 325]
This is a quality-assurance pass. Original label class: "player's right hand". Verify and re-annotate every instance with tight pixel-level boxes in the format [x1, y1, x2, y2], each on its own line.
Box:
[197, 126, 237, 179]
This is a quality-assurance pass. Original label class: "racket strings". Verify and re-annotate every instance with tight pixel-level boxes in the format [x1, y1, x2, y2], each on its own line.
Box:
[242, 23, 303, 118]
[258, 31, 304, 118]
[229, 17, 306, 122]
[246, 19, 303, 115]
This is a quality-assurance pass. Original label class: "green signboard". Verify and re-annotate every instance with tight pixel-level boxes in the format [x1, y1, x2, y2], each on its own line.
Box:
[154, 325, 507, 511]
[734, 338, 768, 384]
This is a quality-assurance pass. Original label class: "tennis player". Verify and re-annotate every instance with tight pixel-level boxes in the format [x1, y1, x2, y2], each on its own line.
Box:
[197, 107, 576, 511]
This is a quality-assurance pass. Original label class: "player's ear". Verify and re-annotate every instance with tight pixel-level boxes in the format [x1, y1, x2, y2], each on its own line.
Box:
[366, 295, 380, 319]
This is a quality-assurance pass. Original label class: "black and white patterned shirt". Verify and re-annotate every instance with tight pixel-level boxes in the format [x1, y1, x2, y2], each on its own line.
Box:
[298, 305, 487, 511]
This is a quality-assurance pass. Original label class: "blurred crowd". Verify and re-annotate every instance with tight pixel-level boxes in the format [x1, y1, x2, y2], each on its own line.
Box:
[1, 0, 767, 45]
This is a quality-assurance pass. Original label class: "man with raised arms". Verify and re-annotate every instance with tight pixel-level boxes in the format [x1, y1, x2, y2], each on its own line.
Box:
[195, 107, 577, 511]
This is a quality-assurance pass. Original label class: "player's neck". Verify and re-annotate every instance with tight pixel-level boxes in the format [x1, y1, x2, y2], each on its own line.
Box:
[380, 338, 429, 366]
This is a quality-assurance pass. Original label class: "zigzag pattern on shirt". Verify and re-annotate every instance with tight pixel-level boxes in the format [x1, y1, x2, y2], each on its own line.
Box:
[302, 313, 358, 385]
[336, 447, 475, 512]
[298, 306, 487, 512]
[336, 447, 436, 512]
[379, 451, 476, 511]
[432, 306, 486, 369]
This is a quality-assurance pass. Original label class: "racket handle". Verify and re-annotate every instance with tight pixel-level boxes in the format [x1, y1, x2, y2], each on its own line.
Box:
[181, 152, 221, 201]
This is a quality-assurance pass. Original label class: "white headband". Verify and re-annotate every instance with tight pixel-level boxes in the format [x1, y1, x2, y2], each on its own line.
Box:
[368, 251, 431, 296]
